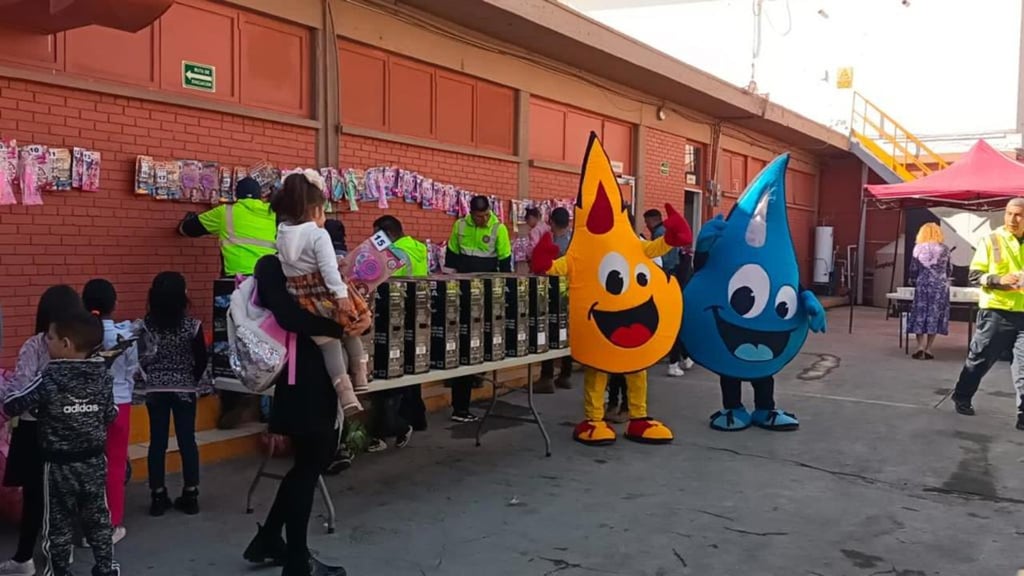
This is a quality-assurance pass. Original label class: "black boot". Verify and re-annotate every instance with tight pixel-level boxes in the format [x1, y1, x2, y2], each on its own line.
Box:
[244, 523, 287, 565]
[150, 488, 172, 517]
[282, 555, 347, 576]
[174, 487, 200, 515]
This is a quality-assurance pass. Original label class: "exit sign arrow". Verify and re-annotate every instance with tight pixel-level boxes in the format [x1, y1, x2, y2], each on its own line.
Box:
[182, 61, 216, 93]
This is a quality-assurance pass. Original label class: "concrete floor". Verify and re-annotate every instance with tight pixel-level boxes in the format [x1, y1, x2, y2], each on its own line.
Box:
[4, 307, 1024, 576]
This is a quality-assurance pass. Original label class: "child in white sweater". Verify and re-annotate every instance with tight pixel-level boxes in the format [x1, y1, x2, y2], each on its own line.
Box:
[271, 170, 369, 415]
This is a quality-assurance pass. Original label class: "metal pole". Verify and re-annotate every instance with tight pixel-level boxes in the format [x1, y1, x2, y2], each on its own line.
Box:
[889, 208, 903, 296]
[856, 163, 868, 305]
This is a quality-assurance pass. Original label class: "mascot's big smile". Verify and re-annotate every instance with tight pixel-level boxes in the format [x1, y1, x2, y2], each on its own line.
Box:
[710, 307, 791, 362]
[589, 297, 659, 349]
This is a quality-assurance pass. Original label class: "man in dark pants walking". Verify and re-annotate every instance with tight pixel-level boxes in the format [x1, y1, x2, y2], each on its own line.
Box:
[951, 197, 1024, 428]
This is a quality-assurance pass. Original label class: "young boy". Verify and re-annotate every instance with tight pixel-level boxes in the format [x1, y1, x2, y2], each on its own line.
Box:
[2, 309, 120, 576]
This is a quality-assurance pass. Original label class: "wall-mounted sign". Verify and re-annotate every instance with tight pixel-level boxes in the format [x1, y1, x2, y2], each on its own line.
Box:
[182, 61, 215, 93]
[685, 172, 697, 185]
[659, 161, 670, 175]
[836, 66, 853, 90]
[610, 160, 624, 175]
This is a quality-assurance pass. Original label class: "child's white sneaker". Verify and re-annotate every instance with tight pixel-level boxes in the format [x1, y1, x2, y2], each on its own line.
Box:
[667, 363, 685, 377]
[0, 558, 34, 576]
[682, 358, 695, 370]
[112, 526, 127, 545]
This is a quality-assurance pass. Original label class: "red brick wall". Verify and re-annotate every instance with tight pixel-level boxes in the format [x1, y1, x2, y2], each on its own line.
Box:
[0, 77, 315, 364]
[642, 128, 689, 213]
[338, 134, 518, 244]
[528, 167, 577, 202]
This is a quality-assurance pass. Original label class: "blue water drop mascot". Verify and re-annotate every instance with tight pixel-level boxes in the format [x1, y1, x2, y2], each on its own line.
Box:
[682, 153, 827, 431]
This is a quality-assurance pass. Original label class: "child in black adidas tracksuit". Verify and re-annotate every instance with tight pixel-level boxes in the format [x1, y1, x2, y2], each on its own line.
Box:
[2, 310, 120, 576]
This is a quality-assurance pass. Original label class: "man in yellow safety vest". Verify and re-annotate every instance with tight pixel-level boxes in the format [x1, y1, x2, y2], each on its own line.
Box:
[952, 197, 1024, 428]
[177, 177, 277, 277]
[177, 176, 276, 429]
[373, 215, 428, 277]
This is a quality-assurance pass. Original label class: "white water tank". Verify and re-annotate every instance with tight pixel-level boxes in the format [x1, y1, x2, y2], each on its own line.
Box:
[813, 226, 834, 284]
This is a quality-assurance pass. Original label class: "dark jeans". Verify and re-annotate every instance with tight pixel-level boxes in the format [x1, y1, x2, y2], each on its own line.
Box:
[6, 421, 43, 563]
[720, 376, 775, 411]
[953, 309, 1024, 405]
[451, 376, 475, 414]
[540, 356, 573, 381]
[608, 374, 628, 407]
[669, 341, 689, 364]
[146, 393, 199, 490]
[262, 428, 338, 569]
[371, 386, 427, 438]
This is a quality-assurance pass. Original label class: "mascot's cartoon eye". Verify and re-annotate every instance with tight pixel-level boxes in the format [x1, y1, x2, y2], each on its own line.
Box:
[775, 285, 797, 320]
[635, 263, 651, 287]
[727, 264, 770, 319]
[598, 252, 630, 296]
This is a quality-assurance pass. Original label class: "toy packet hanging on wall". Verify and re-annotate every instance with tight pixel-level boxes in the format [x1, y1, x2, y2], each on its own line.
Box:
[180, 160, 202, 201]
[82, 150, 101, 192]
[48, 148, 72, 191]
[72, 147, 85, 188]
[342, 168, 362, 212]
[218, 166, 234, 203]
[0, 140, 17, 205]
[18, 144, 49, 205]
[135, 155, 155, 196]
[418, 176, 434, 210]
[199, 162, 219, 203]
[154, 160, 181, 201]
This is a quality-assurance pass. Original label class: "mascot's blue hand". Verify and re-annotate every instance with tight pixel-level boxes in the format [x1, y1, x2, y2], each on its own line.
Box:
[801, 290, 827, 333]
[695, 215, 727, 253]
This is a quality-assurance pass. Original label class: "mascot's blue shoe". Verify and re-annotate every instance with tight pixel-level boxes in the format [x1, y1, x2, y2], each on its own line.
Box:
[709, 406, 751, 431]
[751, 409, 799, 431]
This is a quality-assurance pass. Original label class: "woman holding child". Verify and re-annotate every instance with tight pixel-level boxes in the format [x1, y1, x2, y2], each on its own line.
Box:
[243, 171, 368, 576]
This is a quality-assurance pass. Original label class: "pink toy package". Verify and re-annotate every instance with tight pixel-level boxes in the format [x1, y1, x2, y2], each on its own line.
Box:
[82, 150, 101, 192]
[398, 169, 417, 203]
[0, 140, 17, 205]
[218, 166, 233, 203]
[381, 166, 399, 197]
[339, 231, 404, 301]
[442, 184, 458, 216]
[418, 176, 434, 210]
[18, 144, 49, 205]
[72, 147, 85, 188]
[180, 160, 202, 201]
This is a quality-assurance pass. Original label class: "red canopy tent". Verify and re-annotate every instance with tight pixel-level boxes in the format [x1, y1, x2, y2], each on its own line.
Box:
[865, 139, 1024, 210]
[849, 140, 1024, 333]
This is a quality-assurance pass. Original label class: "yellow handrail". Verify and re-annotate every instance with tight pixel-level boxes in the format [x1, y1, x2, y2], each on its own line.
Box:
[850, 91, 948, 180]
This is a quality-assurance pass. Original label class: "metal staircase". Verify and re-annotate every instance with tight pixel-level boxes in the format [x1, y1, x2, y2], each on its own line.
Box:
[849, 91, 948, 184]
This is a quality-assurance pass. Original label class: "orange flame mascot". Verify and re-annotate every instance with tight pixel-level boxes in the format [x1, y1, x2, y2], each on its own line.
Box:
[532, 133, 692, 445]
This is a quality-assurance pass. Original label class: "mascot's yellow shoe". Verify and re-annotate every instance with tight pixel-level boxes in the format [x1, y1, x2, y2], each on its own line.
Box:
[625, 417, 674, 444]
[573, 420, 617, 446]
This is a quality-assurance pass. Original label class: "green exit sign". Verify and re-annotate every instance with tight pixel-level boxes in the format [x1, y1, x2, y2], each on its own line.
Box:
[182, 61, 215, 93]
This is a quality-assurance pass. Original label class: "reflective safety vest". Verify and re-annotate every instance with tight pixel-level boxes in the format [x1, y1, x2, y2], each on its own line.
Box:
[974, 226, 1024, 312]
[198, 199, 277, 276]
[391, 236, 428, 278]
[456, 219, 501, 258]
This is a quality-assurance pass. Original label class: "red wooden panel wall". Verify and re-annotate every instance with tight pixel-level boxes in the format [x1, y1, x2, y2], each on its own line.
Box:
[0, 0, 311, 118]
[338, 40, 515, 155]
[528, 97, 633, 174]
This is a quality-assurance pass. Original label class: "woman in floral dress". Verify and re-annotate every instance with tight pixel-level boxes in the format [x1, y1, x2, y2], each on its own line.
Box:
[907, 222, 951, 359]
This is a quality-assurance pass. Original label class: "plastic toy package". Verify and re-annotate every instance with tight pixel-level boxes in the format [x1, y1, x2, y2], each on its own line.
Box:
[135, 155, 155, 196]
[339, 231, 404, 301]
[180, 160, 202, 201]
[0, 140, 17, 205]
[48, 148, 72, 191]
[418, 176, 434, 210]
[18, 144, 49, 205]
[217, 166, 234, 203]
[71, 147, 85, 188]
[199, 162, 219, 204]
[342, 168, 362, 212]
[82, 150, 101, 192]
[154, 160, 182, 201]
